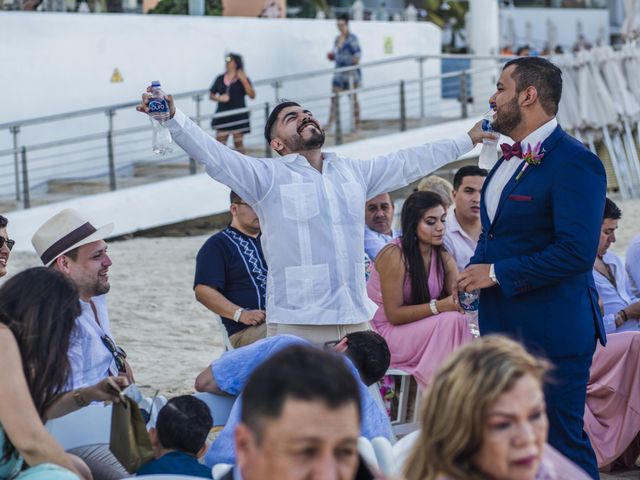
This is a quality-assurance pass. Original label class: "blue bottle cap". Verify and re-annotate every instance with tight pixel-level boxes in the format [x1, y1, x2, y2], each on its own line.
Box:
[151, 81, 161, 87]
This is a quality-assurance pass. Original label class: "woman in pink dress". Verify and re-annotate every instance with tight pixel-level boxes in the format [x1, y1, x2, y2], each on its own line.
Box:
[367, 191, 473, 389]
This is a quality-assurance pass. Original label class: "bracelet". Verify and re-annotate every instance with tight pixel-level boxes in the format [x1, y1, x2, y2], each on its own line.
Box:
[232, 308, 244, 322]
[621, 309, 628, 322]
[73, 390, 89, 408]
[429, 299, 439, 315]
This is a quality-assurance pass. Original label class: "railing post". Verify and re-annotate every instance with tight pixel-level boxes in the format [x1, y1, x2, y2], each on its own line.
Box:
[264, 102, 272, 158]
[460, 71, 468, 119]
[10, 126, 21, 201]
[399, 80, 407, 132]
[418, 57, 425, 120]
[20, 146, 30, 209]
[106, 110, 117, 191]
[335, 92, 343, 146]
[272, 80, 282, 102]
[189, 94, 202, 175]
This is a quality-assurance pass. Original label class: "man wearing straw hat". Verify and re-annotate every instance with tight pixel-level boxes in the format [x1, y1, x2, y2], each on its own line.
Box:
[32, 208, 133, 390]
[32, 208, 134, 480]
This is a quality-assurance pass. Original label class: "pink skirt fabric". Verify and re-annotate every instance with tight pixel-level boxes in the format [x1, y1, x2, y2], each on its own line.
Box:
[584, 331, 640, 469]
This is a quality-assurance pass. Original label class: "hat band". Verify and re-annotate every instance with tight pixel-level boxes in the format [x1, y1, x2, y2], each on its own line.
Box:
[41, 222, 97, 265]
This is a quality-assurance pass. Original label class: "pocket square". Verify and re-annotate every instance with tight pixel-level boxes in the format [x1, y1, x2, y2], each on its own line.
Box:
[508, 194, 533, 202]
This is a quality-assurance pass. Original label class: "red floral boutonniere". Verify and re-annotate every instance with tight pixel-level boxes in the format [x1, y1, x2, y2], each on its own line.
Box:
[516, 141, 545, 181]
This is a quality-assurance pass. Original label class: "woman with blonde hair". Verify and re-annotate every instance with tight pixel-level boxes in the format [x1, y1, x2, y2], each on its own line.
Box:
[404, 335, 590, 480]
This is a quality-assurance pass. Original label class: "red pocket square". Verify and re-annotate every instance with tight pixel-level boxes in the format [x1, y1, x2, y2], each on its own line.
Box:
[508, 194, 533, 202]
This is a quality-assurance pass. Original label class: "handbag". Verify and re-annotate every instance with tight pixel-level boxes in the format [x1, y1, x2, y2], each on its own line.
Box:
[109, 396, 154, 473]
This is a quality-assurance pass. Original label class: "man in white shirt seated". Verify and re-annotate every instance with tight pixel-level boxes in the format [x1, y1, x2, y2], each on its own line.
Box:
[364, 192, 400, 261]
[138, 94, 492, 344]
[32, 209, 133, 480]
[444, 165, 487, 272]
[593, 198, 640, 333]
[626, 233, 640, 298]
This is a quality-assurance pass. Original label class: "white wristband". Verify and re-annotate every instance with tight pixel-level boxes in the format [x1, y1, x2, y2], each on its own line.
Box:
[232, 308, 244, 322]
[489, 264, 499, 284]
[429, 299, 439, 315]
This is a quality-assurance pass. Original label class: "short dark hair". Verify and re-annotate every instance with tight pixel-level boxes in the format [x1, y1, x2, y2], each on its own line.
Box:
[230, 191, 241, 203]
[337, 13, 349, 23]
[453, 165, 488, 190]
[603, 197, 622, 221]
[503, 57, 562, 116]
[264, 100, 301, 143]
[227, 53, 244, 70]
[156, 395, 213, 455]
[343, 331, 390, 386]
[0, 215, 7, 229]
[61, 246, 79, 262]
[241, 345, 361, 442]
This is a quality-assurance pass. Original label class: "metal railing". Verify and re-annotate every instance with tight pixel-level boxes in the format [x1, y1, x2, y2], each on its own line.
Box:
[0, 54, 508, 209]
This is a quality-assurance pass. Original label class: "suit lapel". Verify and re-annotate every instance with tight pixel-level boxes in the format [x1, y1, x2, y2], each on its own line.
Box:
[481, 156, 506, 229]
[490, 125, 566, 227]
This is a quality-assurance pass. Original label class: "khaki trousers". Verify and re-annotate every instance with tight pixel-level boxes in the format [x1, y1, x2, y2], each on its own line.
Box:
[266, 321, 371, 346]
[229, 323, 267, 348]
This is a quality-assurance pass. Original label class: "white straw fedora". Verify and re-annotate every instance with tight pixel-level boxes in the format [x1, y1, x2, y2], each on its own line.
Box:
[32, 209, 114, 266]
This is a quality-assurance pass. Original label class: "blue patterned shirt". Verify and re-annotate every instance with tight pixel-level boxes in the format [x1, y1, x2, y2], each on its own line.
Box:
[194, 226, 267, 337]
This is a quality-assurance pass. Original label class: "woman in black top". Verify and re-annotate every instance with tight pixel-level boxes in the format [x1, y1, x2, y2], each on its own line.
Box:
[210, 53, 256, 154]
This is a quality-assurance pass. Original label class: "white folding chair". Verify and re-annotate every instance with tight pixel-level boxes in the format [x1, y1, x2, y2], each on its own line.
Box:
[194, 392, 237, 427]
[46, 404, 112, 450]
[386, 368, 421, 437]
[213, 313, 235, 351]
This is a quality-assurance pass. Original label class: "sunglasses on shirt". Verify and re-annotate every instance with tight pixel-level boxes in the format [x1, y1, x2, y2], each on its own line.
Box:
[101, 334, 127, 373]
[0, 237, 15, 251]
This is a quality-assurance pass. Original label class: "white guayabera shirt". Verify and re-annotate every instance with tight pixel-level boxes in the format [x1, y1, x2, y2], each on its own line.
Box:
[168, 109, 473, 326]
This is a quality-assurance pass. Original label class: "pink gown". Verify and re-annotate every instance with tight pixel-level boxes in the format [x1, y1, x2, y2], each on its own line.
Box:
[584, 331, 640, 470]
[367, 242, 473, 390]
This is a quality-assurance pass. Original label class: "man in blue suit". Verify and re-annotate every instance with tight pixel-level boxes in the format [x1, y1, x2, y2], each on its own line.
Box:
[457, 57, 606, 478]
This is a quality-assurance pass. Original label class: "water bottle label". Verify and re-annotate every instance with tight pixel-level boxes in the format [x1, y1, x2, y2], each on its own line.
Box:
[482, 119, 493, 131]
[148, 98, 169, 114]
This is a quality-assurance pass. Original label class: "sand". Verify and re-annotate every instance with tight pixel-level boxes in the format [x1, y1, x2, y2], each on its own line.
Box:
[3, 197, 639, 397]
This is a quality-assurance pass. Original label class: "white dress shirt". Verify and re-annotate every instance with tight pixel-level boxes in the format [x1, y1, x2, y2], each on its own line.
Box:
[484, 118, 558, 223]
[167, 109, 473, 326]
[67, 295, 119, 389]
[593, 251, 640, 334]
[364, 225, 401, 260]
[443, 207, 478, 271]
[626, 234, 640, 298]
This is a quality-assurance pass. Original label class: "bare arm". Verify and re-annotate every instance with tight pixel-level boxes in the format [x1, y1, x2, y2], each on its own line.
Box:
[376, 245, 457, 326]
[237, 70, 256, 99]
[442, 250, 459, 297]
[0, 328, 81, 476]
[195, 284, 265, 326]
[46, 376, 129, 419]
[195, 366, 223, 394]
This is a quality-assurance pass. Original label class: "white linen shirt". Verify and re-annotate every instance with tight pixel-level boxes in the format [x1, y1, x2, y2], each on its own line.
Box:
[167, 109, 473, 325]
[443, 208, 478, 271]
[67, 295, 119, 390]
[485, 118, 558, 222]
[593, 251, 640, 333]
[364, 225, 401, 260]
[626, 234, 640, 298]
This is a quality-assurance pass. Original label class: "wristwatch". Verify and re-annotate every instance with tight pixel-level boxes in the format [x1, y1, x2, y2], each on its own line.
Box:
[429, 299, 439, 315]
[233, 308, 245, 322]
[489, 264, 499, 284]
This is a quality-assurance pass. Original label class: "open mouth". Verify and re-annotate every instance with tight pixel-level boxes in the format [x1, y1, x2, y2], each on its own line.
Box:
[0, 256, 7, 267]
[298, 120, 320, 135]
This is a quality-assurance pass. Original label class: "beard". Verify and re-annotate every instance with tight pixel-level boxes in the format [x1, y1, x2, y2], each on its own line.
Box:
[491, 96, 522, 136]
[283, 128, 325, 152]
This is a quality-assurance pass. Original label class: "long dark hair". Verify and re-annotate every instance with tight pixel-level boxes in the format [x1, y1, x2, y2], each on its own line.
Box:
[0, 267, 80, 460]
[400, 191, 447, 305]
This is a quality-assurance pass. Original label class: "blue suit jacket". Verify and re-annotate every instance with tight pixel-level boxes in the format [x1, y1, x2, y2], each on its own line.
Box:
[470, 125, 607, 357]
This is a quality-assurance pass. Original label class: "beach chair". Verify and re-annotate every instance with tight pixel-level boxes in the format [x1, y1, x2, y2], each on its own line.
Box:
[46, 404, 111, 450]
[194, 392, 236, 427]
[387, 368, 421, 437]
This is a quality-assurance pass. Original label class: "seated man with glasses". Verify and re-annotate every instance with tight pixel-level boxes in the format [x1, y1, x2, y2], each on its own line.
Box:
[195, 191, 267, 349]
[32, 209, 133, 480]
[194, 331, 392, 467]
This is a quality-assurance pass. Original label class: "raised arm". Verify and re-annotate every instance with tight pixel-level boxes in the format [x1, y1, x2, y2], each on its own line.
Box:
[137, 92, 274, 205]
[354, 121, 489, 199]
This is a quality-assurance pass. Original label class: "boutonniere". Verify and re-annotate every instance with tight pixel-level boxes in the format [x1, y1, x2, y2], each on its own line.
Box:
[516, 141, 545, 181]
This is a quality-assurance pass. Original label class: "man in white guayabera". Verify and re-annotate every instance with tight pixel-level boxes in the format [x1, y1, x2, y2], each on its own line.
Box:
[137, 94, 493, 344]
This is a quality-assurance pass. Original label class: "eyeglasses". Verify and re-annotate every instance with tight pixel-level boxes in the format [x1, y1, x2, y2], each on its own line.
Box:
[101, 334, 127, 373]
[0, 237, 15, 251]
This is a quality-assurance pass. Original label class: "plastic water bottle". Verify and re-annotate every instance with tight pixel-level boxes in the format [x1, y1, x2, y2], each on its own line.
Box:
[458, 289, 480, 338]
[148, 81, 173, 155]
[478, 106, 498, 170]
